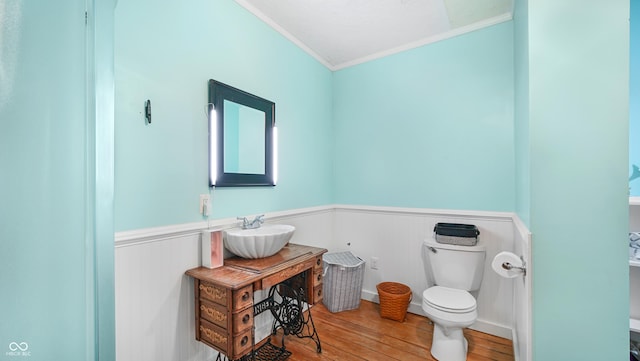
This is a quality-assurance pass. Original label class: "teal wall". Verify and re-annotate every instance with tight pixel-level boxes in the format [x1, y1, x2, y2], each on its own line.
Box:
[115, 1, 632, 360]
[0, 1, 115, 360]
[333, 23, 515, 211]
[114, 0, 333, 231]
[631, 0, 640, 195]
[91, 1, 117, 359]
[522, 1, 629, 360]
[514, 0, 531, 226]
[0, 0, 630, 360]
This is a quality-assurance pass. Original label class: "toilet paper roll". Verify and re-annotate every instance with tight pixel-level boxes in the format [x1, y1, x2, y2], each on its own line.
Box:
[492, 251, 524, 279]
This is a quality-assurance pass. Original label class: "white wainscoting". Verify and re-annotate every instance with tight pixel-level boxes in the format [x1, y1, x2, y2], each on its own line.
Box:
[115, 231, 215, 361]
[512, 215, 532, 361]
[114, 207, 335, 361]
[115, 205, 531, 361]
[332, 205, 516, 339]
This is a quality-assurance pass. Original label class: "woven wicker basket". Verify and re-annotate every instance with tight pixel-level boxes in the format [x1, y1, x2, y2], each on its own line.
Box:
[376, 282, 412, 322]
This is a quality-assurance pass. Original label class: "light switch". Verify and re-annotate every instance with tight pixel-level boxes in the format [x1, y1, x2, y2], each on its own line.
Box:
[199, 194, 211, 216]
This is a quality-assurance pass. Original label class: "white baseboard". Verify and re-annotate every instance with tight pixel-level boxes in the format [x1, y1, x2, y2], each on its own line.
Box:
[469, 318, 513, 340]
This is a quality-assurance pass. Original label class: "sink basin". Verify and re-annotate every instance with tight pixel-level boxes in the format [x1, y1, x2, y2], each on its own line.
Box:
[223, 224, 295, 259]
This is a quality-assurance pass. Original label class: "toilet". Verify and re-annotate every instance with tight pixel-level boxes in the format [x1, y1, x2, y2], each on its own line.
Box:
[421, 238, 486, 361]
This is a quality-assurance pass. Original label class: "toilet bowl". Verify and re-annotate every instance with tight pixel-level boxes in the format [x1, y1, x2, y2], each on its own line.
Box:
[421, 237, 485, 361]
[422, 286, 477, 361]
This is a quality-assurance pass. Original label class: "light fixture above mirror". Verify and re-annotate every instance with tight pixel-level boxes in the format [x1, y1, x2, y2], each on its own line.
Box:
[208, 80, 277, 187]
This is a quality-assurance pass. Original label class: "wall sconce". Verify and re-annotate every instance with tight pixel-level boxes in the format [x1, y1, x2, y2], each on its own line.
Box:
[144, 99, 152, 124]
[208, 103, 217, 186]
[273, 126, 278, 185]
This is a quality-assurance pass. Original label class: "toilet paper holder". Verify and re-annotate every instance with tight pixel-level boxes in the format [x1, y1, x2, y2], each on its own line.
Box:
[501, 256, 526, 276]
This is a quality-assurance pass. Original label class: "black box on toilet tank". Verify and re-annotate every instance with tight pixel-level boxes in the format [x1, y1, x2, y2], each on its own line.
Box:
[433, 223, 479, 246]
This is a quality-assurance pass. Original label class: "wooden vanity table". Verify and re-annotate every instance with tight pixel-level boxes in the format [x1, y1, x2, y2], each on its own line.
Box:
[185, 243, 327, 360]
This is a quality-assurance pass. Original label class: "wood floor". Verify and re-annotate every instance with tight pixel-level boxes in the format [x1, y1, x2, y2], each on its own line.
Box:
[268, 300, 514, 361]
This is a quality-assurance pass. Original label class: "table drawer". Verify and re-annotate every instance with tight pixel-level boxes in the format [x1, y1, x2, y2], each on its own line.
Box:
[198, 319, 229, 354]
[232, 306, 253, 333]
[199, 281, 228, 306]
[314, 255, 323, 271]
[199, 299, 228, 329]
[313, 285, 323, 304]
[313, 269, 322, 287]
[230, 328, 253, 359]
[262, 258, 315, 290]
[198, 318, 253, 358]
[233, 285, 253, 312]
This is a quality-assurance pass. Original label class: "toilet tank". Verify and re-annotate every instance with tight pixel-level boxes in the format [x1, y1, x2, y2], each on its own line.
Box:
[423, 238, 486, 291]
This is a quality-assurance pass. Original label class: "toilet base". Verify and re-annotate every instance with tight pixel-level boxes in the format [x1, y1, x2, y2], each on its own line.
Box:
[430, 323, 468, 361]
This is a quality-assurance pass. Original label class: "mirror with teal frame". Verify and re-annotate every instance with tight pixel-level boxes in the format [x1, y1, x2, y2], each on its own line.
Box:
[208, 80, 276, 187]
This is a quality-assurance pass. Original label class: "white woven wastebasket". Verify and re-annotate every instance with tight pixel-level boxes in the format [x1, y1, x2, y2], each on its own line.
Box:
[322, 251, 365, 313]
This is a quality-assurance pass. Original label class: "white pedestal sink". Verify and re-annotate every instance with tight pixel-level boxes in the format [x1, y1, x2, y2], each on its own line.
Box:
[223, 224, 295, 259]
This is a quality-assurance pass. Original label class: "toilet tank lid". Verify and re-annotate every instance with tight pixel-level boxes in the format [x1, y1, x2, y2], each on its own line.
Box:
[423, 237, 486, 252]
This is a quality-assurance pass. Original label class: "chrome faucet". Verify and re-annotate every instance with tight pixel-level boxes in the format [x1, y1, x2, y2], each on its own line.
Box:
[237, 214, 264, 229]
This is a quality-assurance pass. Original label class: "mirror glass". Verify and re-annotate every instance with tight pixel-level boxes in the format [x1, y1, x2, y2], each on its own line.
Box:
[223, 100, 265, 174]
[209, 80, 275, 187]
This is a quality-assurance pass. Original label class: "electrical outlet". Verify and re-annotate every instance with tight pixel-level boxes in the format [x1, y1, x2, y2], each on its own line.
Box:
[199, 194, 211, 216]
[371, 256, 379, 270]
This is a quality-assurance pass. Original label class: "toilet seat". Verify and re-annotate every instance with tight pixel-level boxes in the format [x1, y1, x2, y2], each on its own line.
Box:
[423, 286, 476, 314]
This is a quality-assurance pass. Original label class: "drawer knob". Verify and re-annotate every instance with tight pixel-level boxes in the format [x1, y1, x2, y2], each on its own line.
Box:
[317, 274, 322, 282]
[242, 314, 250, 324]
[241, 335, 249, 346]
[242, 292, 250, 301]
[316, 258, 321, 266]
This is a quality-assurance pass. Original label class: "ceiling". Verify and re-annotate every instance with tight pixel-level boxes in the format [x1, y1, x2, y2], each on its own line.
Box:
[235, 0, 513, 71]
